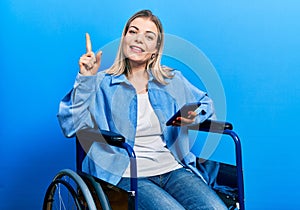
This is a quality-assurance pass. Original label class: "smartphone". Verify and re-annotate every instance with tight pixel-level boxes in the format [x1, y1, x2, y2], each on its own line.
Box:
[166, 102, 201, 126]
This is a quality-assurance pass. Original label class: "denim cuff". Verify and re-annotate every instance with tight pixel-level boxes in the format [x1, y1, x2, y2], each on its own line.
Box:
[74, 73, 98, 92]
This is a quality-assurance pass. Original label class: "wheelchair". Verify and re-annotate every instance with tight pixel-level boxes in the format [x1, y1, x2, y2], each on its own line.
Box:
[43, 119, 245, 210]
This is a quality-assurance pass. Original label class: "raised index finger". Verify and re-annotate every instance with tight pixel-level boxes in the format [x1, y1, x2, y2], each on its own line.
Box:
[85, 33, 92, 52]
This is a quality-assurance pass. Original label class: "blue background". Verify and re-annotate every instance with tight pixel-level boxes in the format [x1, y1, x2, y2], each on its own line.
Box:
[1, 0, 300, 209]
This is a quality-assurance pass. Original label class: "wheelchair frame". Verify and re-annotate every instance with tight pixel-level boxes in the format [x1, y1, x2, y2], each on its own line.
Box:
[43, 120, 245, 210]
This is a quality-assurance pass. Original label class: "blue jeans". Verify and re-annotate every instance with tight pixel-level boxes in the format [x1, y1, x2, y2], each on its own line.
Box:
[117, 168, 227, 210]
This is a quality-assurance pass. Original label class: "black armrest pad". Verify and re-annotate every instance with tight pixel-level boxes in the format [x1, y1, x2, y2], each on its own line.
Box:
[99, 129, 125, 146]
[188, 119, 233, 133]
[76, 128, 125, 147]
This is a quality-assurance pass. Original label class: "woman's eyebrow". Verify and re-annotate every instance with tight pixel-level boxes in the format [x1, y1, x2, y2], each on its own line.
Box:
[129, 26, 139, 31]
[129, 25, 157, 37]
[146, 31, 157, 37]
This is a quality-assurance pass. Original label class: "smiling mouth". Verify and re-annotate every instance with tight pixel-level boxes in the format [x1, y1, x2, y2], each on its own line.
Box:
[130, 46, 145, 53]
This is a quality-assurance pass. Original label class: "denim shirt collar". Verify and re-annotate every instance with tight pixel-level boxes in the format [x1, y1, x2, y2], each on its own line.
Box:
[111, 74, 128, 85]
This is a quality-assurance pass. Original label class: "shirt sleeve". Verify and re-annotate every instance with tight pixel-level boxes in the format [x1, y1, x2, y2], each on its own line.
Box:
[57, 73, 100, 138]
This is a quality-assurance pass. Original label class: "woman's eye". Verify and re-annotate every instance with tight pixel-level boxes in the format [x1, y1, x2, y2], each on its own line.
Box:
[128, 30, 137, 34]
[146, 35, 154, 41]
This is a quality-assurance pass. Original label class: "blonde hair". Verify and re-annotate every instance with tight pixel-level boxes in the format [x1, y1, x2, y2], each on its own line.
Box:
[106, 10, 173, 84]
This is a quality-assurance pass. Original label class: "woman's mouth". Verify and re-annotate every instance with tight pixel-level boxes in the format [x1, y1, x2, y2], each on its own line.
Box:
[130, 45, 145, 53]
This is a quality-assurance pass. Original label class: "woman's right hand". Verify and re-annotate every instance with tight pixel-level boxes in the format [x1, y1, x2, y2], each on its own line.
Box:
[79, 33, 102, 76]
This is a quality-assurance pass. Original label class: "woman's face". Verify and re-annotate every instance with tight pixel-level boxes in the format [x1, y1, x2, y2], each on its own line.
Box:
[123, 17, 159, 66]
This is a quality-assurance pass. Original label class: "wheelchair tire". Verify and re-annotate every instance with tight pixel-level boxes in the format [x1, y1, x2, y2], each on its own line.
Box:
[43, 169, 97, 210]
[81, 173, 112, 210]
[43, 179, 82, 209]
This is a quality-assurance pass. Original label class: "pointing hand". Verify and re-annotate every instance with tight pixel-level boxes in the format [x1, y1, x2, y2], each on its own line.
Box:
[79, 33, 102, 76]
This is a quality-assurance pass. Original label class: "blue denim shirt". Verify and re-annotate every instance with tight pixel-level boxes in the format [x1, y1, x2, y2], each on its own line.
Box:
[57, 69, 216, 186]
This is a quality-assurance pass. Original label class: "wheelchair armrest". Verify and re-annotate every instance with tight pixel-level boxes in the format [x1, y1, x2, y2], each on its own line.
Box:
[99, 129, 125, 147]
[188, 119, 233, 133]
[76, 128, 125, 147]
[76, 128, 126, 172]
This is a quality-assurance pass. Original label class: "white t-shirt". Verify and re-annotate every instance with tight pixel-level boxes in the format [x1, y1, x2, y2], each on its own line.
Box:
[123, 93, 182, 178]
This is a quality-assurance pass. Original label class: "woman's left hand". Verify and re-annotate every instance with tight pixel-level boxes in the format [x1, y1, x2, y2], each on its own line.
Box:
[171, 111, 197, 126]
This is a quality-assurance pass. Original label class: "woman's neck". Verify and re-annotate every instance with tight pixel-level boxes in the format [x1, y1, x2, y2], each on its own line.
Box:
[127, 65, 149, 94]
[129, 60, 147, 72]
[129, 68, 147, 78]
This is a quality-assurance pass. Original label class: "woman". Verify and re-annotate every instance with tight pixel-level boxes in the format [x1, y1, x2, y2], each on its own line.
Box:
[58, 9, 227, 210]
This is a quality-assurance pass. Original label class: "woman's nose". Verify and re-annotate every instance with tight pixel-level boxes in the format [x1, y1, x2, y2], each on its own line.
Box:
[135, 33, 144, 43]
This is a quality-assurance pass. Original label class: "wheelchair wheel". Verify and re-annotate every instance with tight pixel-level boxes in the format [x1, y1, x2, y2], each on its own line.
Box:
[43, 169, 97, 210]
[80, 173, 112, 210]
